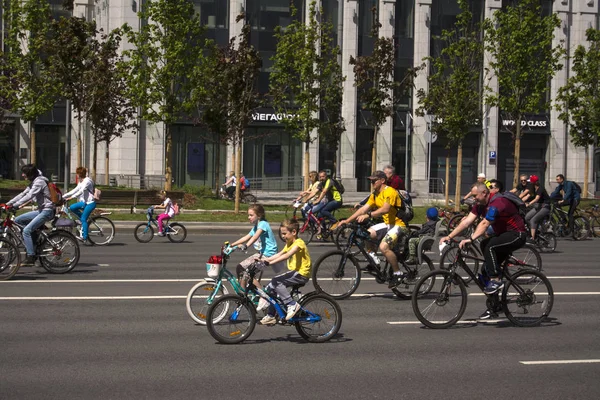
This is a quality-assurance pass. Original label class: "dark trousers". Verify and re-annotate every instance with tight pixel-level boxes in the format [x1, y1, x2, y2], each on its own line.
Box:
[480, 231, 527, 278]
[567, 199, 580, 231]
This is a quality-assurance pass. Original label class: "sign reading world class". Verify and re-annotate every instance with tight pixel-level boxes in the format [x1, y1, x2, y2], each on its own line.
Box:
[500, 114, 550, 132]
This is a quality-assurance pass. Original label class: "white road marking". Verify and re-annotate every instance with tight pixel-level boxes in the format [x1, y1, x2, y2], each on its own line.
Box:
[519, 360, 600, 365]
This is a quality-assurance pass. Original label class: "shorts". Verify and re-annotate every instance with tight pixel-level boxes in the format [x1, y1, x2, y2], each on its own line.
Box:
[370, 223, 406, 248]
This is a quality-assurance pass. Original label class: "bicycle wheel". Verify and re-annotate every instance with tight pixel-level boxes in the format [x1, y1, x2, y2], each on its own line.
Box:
[312, 250, 361, 299]
[134, 223, 154, 243]
[439, 244, 479, 283]
[448, 215, 464, 233]
[86, 216, 115, 246]
[502, 270, 553, 327]
[39, 231, 80, 274]
[572, 216, 590, 241]
[167, 223, 187, 243]
[591, 216, 600, 238]
[241, 194, 257, 204]
[411, 270, 467, 329]
[536, 232, 556, 253]
[294, 293, 342, 343]
[186, 280, 229, 325]
[334, 225, 354, 250]
[206, 294, 256, 344]
[0, 238, 21, 281]
[507, 244, 542, 276]
[298, 219, 316, 244]
[392, 254, 435, 299]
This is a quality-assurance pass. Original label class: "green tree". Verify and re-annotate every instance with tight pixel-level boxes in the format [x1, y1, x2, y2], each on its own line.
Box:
[2, 0, 60, 164]
[46, 13, 98, 167]
[483, 0, 563, 188]
[87, 29, 138, 184]
[556, 28, 600, 198]
[417, 0, 484, 208]
[194, 16, 262, 213]
[350, 7, 415, 171]
[270, 1, 345, 189]
[122, 0, 207, 191]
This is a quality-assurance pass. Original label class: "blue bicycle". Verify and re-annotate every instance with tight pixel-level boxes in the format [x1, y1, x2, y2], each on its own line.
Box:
[133, 206, 187, 243]
[205, 259, 343, 344]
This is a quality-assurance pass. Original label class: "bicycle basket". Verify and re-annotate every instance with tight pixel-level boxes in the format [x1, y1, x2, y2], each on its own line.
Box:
[55, 218, 75, 228]
[206, 255, 223, 278]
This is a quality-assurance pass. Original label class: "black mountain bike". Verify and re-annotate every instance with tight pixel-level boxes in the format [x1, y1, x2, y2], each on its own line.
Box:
[311, 222, 434, 300]
[412, 241, 553, 328]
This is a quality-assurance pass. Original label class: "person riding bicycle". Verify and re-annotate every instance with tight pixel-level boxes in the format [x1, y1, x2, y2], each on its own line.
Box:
[524, 175, 551, 242]
[338, 170, 408, 288]
[294, 171, 321, 219]
[462, 173, 490, 202]
[63, 166, 96, 245]
[440, 181, 527, 302]
[4, 164, 57, 266]
[354, 164, 403, 209]
[222, 171, 236, 199]
[510, 174, 535, 203]
[311, 170, 343, 232]
[261, 219, 312, 325]
[152, 190, 175, 237]
[231, 204, 285, 286]
[550, 174, 581, 232]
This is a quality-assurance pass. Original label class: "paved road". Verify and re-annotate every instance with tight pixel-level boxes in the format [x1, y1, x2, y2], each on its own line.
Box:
[1, 234, 599, 399]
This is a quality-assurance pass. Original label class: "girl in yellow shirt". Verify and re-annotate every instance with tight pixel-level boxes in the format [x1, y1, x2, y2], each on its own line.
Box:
[261, 219, 312, 325]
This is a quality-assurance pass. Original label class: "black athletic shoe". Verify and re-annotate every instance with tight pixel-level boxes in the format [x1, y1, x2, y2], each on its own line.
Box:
[478, 309, 499, 320]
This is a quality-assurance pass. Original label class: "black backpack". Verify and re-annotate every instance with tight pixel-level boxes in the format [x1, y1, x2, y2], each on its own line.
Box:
[496, 192, 527, 216]
[572, 181, 582, 195]
[330, 178, 345, 195]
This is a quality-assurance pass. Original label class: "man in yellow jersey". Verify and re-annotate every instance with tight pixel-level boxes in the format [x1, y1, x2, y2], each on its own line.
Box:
[338, 170, 408, 288]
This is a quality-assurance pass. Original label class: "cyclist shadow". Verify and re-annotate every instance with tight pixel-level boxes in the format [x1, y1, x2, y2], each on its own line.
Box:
[487, 316, 562, 329]
[243, 333, 351, 345]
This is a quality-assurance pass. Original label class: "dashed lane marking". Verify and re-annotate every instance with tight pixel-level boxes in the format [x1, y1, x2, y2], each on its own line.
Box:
[519, 360, 600, 365]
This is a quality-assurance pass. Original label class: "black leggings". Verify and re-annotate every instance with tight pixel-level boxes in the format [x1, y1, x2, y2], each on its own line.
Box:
[480, 231, 527, 278]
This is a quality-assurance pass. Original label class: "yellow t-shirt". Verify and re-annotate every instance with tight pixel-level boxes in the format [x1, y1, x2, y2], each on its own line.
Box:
[366, 186, 406, 227]
[323, 179, 342, 202]
[283, 238, 312, 278]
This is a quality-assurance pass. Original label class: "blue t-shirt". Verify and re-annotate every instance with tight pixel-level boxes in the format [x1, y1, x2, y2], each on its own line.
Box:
[249, 220, 278, 257]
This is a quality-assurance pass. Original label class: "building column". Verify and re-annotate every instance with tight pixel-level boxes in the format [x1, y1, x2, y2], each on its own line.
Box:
[410, 0, 432, 196]
[482, 0, 503, 181]
[377, 0, 396, 170]
[340, 0, 359, 191]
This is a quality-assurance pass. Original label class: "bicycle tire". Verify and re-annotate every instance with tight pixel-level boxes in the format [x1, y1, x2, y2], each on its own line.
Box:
[439, 244, 479, 283]
[447, 215, 465, 233]
[411, 269, 467, 329]
[134, 223, 154, 243]
[0, 238, 21, 281]
[186, 280, 229, 325]
[298, 218, 316, 244]
[166, 222, 187, 243]
[334, 225, 354, 251]
[294, 293, 342, 343]
[502, 270, 553, 327]
[536, 232, 556, 253]
[39, 231, 80, 274]
[206, 294, 256, 344]
[86, 216, 115, 246]
[241, 194, 257, 204]
[572, 216, 590, 241]
[507, 245, 542, 279]
[392, 254, 435, 299]
[312, 250, 361, 299]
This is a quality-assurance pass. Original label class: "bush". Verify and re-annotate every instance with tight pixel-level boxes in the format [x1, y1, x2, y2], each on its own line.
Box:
[182, 193, 199, 208]
[177, 184, 214, 198]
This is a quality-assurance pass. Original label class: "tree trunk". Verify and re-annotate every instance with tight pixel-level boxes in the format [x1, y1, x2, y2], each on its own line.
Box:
[92, 137, 97, 182]
[304, 141, 310, 190]
[584, 146, 589, 199]
[165, 124, 172, 191]
[371, 125, 378, 173]
[77, 112, 82, 168]
[215, 137, 221, 199]
[231, 143, 236, 174]
[104, 140, 110, 186]
[234, 140, 242, 214]
[454, 143, 463, 212]
[512, 119, 522, 189]
[30, 125, 36, 164]
[445, 152, 450, 206]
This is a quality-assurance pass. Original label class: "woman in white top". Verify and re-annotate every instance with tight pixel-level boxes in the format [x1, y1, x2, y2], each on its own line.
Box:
[222, 171, 236, 199]
[154, 190, 174, 236]
[63, 167, 96, 244]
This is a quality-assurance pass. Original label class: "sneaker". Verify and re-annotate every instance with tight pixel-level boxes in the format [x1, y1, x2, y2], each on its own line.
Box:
[156, 232, 166, 237]
[75, 235, 85, 242]
[330, 221, 340, 231]
[388, 272, 406, 288]
[256, 298, 270, 312]
[21, 255, 37, 266]
[405, 257, 418, 265]
[260, 315, 277, 326]
[483, 280, 504, 295]
[285, 302, 301, 320]
[478, 309, 499, 320]
[526, 237, 536, 244]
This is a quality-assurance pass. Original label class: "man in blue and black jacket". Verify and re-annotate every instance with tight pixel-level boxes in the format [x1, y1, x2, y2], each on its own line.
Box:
[550, 174, 581, 232]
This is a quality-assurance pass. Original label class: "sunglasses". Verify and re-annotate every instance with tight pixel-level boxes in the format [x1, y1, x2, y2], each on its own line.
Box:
[521, 180, 527, 182]
[489, 185, 497, 189]
[369, 179, 379, 183]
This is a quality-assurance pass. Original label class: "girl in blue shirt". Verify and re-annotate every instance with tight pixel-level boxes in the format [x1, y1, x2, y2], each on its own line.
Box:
[231, 204, 284, 282]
